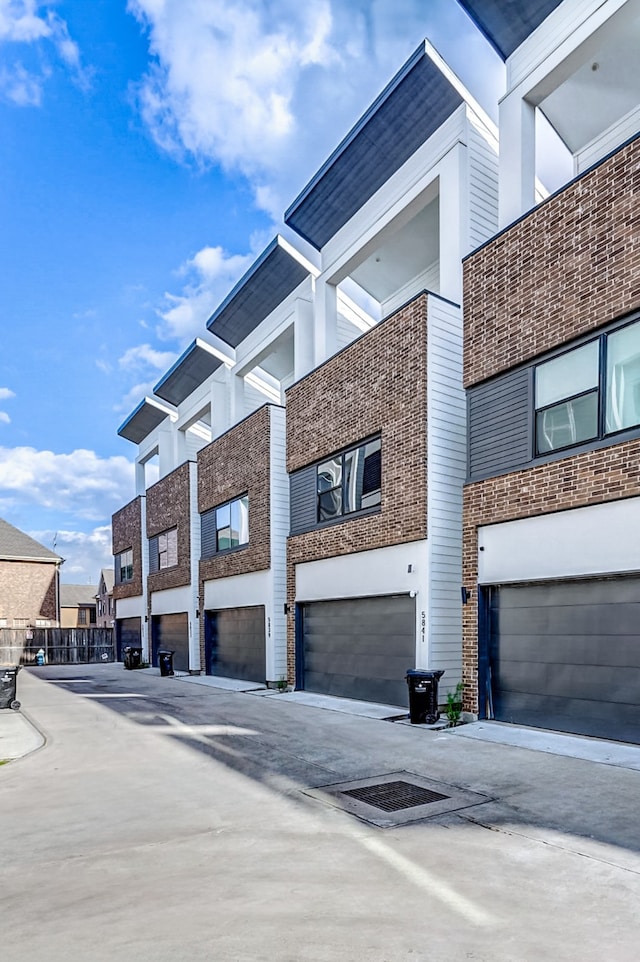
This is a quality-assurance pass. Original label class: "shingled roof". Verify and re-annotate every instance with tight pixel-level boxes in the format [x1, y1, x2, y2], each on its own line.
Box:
[0, 517, 62, 563]
[60, 584, 98, 608]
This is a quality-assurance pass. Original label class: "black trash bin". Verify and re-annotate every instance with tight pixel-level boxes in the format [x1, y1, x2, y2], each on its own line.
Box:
[405, 669, 444, 724]
[158, 650, 175, 677]
[0, 665, 21, 711]
[123, 646, 143, 670]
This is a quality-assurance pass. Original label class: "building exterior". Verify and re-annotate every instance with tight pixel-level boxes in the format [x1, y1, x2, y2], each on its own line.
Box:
[0, 518, 63, 629]
[95, 568, 114, 628]
[60, 584, 98, 628]
[460, 0, 640, 741]
[113, 39, 499, 702]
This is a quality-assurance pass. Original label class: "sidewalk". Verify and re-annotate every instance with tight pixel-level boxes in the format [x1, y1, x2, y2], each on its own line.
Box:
[0, 707, 44, 760]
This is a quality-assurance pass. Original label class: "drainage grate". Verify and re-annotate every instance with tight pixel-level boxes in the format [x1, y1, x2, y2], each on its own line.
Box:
[341, 780, 449, 812]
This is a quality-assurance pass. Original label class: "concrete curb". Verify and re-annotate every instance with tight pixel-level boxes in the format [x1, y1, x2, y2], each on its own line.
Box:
[0, 708, 46, 762]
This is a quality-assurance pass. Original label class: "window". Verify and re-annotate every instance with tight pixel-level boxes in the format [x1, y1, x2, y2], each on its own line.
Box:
[535, 318, 640, 455]
[317, 437, 381, 523]
[158, 528, 178, 569]
[78, 609, 87, 625]
[35, 619, 49, 628]
[13, 618, 28, 628]
[116, 548, 133, 584]
[216, 496, 249, 552]
[0, 618, 7, 628]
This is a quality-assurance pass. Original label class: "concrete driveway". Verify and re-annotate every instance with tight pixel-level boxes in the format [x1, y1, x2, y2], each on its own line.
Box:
[1, 664, 640, 961]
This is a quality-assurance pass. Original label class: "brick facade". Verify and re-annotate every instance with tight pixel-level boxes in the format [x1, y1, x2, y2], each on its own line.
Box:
[463, 135, 640, 389]
[462, 137, 640, 714]
[112, 496, 143, 600]
[0, 559, 58, 624]
[197, 405, 273, 665]
[285, 295, 429, 681]
[146, 462, 191, 594]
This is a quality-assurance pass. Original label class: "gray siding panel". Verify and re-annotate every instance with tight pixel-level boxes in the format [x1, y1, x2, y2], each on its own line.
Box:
[468, 368, 531, 479]
[289, 465, 317, 535]
[148, 536, 159, 574]
[201, 507, 216, 559]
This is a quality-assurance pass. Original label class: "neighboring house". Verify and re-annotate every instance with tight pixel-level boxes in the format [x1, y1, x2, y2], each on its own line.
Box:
[95, 568, 114, 628]
[114, 39, 499, 698]
[59, 584, 97, 628]
[460, 0, 640, 740]
[0, 517, 63, 628]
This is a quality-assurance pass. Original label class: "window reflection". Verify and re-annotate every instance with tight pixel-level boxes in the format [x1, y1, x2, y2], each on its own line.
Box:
[316, 438, 381, 522]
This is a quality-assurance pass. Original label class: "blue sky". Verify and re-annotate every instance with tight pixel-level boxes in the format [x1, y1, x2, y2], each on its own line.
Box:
[0, 0, 508, 583]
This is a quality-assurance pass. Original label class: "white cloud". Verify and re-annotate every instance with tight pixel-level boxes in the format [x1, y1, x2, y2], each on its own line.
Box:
[0, 61, 43, 104]
[0, 412, 10, 425]
[31, 525, 113, 586]
[156, 244, 253, 343]
[0, 387, 15, 400]
[118, 343, 177, 372]
[0, 1, 87, 103]
[127, 0, 499, 219]
[0, 446, 135, 521]
[0, 0, 49, 42]
[116, 380, 158, 415]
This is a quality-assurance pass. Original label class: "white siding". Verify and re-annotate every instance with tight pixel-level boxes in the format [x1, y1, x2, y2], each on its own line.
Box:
[188, 460, 201, 670]
[337, 314, 367, 351]
[466, 113, 499, 252]
[269, 405, 289, 681]
[576, 104, 640, 173]
[426, 294, 465, 696]
[244, 382, 270, 418]
[381, 261, 440, 317]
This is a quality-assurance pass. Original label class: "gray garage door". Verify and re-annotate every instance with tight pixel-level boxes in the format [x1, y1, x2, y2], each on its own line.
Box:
[302, 595, 415, 707]
[204, 606, 266, 683]
[115, 617, 141, 662]
[488, 578, 640, 742]
[152, 613, 190, 673]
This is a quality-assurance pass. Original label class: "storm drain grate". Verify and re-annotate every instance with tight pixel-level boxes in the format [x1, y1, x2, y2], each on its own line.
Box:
[341, 780, 449, 812]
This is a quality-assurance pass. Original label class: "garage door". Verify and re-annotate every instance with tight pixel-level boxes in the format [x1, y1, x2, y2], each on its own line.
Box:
[488, 578, 640, 742]
[152, 613, 190, 673]
[301, 595, 415, 707]
[115, 617, 141, 662]
[204, 606, 266, 683]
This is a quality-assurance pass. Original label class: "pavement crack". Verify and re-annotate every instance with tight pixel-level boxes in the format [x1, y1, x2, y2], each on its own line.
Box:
[456, 813, 640, 876]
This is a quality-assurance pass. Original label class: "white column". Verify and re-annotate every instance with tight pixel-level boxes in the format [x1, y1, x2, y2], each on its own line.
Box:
[135, 460, 145, 495]
[294, 297, 315, 380]
[438, 143, 467, 305]
[313, 279, 338, 366]
[210, 374, 230, 439]
[188, 461, 201, 672]
[158, 427, 174, 478]
[229, 370, 245, 425]
[174, 424, 187, 465]
[499, 92, 536, 228]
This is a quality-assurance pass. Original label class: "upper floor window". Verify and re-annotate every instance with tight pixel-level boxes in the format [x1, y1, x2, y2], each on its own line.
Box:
[201, 495, 249, 558]
[216, 496, 249, 552]
[116, 548, 133, 584]
[78, 608, 87, 625]
[149, 528, 178, 572]
[317, 437, 381, 523]
[535, 318, 640, 455]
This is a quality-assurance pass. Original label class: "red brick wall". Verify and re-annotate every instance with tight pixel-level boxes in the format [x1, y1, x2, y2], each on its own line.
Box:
[463, 136, 640, 389]
[462, 439, 640, 712]
[0, 559, 58, 624]
[112, 496, 143, 600]
[285, 295, 429, 682]
[146, 462, 191, 593]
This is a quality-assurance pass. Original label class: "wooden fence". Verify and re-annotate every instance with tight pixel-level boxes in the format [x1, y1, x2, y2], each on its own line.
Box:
[0, 628, 114, 666]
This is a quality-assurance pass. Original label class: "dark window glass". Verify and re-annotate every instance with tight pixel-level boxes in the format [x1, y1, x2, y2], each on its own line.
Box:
[606, 321, 640, 434]
[316, 438, 381, 523]
[215, 496, 249, 552]
[536, 392, 598, 454]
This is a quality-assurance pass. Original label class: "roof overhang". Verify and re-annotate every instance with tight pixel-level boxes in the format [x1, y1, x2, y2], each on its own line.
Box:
[206, 236, 316, 348]
[455, 0, 564, 60]
[284, 40, 469, 251]
[153, 337, 234, 407]
[117, 397, 176, 445]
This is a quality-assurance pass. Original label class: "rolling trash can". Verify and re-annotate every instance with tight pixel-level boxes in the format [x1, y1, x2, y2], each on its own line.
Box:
[0, 665, 21, 711]
[123, 646, 143, 670]
[158, 650, 175, 677]
[405, 669, 444, 724]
